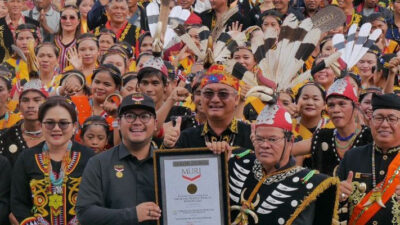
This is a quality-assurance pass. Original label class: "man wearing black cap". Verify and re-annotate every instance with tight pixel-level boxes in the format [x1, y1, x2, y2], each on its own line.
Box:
[76, 93, 161, 225]
[338, 93, 400, 224]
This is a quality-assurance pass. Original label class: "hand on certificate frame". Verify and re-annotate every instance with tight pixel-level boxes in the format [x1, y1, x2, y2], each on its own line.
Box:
[206, 141, 232, 158]
[136, 202, 162, 222]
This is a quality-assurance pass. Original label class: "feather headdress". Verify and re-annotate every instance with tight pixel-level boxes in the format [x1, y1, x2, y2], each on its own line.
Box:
[148, 3, 191, 53]
[252, 14, 321, 91]
[332, 23, 382, 70]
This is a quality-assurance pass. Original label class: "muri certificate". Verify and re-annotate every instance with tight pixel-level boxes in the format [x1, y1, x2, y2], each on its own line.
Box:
[160, 154, 224, 225]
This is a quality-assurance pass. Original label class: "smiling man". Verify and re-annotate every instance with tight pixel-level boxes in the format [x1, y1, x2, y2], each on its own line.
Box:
[93, 0, 142, 47]
[338, 93, 400, 224]
[77, 93, 161, 225]
[173, 64, 253, 150]
[229, 103, 339, 225]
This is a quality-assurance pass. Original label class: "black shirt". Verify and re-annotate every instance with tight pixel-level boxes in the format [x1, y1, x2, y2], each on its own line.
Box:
[175, 119, 254, 150]
[0, 155, 11, 225]
[0, 121, 28, 166]
[198, 9, 250, 32]
[11, 141, 94, 224]
[76, 143, 156, 225]
[337, 144, 400, 224]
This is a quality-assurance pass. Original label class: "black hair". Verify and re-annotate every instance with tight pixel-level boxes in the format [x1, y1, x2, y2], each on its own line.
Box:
[97, 28, 117, 43]
[60, 70, 91, 95]
[38, 96, 77, 123]
[35, 42, 60, 57]
[319, 35, 333, 52]
[138, 32, 152, 51]
[137, 68, 168, 86]
[109, 42, 133, 59]
[277, 90, 295, 103]
[15, 24, 39, 41]
[92, 64, 122, 89]
[80, 115, 109, 138]
[76, 0, 94, 7]
[77, 33, 99, 48]
[123, 73, 138, 87]
[58, 4, 81, 37]
[100, 50, 128, 68]
[295, 82, 326, 104]
[258, 9, 284, 26]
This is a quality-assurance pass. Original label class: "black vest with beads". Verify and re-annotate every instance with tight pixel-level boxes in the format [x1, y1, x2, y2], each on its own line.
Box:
[229, 152, 339, 225]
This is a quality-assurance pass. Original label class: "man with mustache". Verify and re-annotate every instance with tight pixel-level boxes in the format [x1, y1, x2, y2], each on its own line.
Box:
[338, 93, 400, 224]
[77, 93, 161, 225]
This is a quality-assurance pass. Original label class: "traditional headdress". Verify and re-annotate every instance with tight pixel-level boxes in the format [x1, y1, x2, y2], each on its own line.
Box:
[256, 103, 292, 131]
[326, 77, 358, 102]
[200, 64, 240, 91]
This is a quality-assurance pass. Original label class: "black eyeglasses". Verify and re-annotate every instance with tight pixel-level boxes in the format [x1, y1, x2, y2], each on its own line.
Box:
[122, 112, 154, 123]
[202, 90, 235, 100]
[372, 115, 400, 125]
[42, 121, 73, 130]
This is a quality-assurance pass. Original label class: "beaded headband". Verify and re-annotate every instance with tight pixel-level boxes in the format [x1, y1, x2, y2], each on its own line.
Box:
[77, 36, 98, 44]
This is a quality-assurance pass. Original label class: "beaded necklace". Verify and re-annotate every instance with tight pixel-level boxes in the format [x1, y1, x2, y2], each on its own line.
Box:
[42, 141, 72, 214]
[334, 128, 359, 149]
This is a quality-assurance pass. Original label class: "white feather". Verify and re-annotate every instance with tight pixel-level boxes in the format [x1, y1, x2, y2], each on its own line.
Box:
[344, 24, 358, 64]
[348, 23, 371, 68]
[332, 34, 345, 60]
[146, 2, 160, 37]
[280, 28, 321, 90]
[348, 28, 382, 68]
[273, 14, 298, 80]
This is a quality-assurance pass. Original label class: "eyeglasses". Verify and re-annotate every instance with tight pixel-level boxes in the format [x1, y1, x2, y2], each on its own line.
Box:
[122, 112, 154, 123]
[254, 136, 285, 145]
[42, 121, 73, 130]
[202, 90, 235, 100]
[61, 15, 77, 21]
[372, 115, 400, 125]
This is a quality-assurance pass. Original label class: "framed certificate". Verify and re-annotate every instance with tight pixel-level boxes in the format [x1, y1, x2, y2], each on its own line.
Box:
[153, 147, 230, 225]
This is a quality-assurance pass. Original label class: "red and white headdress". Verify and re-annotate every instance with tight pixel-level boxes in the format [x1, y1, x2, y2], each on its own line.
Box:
[326, 76, 358, 102]
[256, 103, 292, 131]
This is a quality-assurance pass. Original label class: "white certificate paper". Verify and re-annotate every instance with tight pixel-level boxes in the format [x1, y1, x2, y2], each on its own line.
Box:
[160, 154, 224, 225]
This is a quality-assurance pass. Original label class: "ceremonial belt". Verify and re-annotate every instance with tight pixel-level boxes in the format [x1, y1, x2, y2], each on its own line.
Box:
[349, 152, 400, 225]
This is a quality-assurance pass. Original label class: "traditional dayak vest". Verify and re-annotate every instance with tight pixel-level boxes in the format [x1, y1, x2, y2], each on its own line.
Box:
[229, 152, 339, 225]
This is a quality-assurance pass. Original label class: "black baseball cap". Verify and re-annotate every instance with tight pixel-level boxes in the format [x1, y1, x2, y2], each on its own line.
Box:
[118, 93, 156, 116]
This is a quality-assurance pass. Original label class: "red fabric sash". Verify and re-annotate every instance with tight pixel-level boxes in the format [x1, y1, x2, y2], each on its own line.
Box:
[349, 152, 400, 225]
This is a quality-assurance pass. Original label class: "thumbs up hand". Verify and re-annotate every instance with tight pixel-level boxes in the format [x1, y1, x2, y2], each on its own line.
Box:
[339, 171, 354, 202]
[162, 117, 182, 148]
[395, 174, 400, 202]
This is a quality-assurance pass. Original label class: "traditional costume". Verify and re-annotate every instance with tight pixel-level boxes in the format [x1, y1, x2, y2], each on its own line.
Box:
[93, 22, 141, 49]
[11, 141, 94, 225]
[310, 77, 373, 176]
[229, 103, 340, 225]
[0, 80, 49, 165]
[175, 64, 254, 150]
[337, 93, 400, 225]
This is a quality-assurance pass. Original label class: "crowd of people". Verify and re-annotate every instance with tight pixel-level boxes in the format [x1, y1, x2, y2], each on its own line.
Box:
[0, 0, 399, 223]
